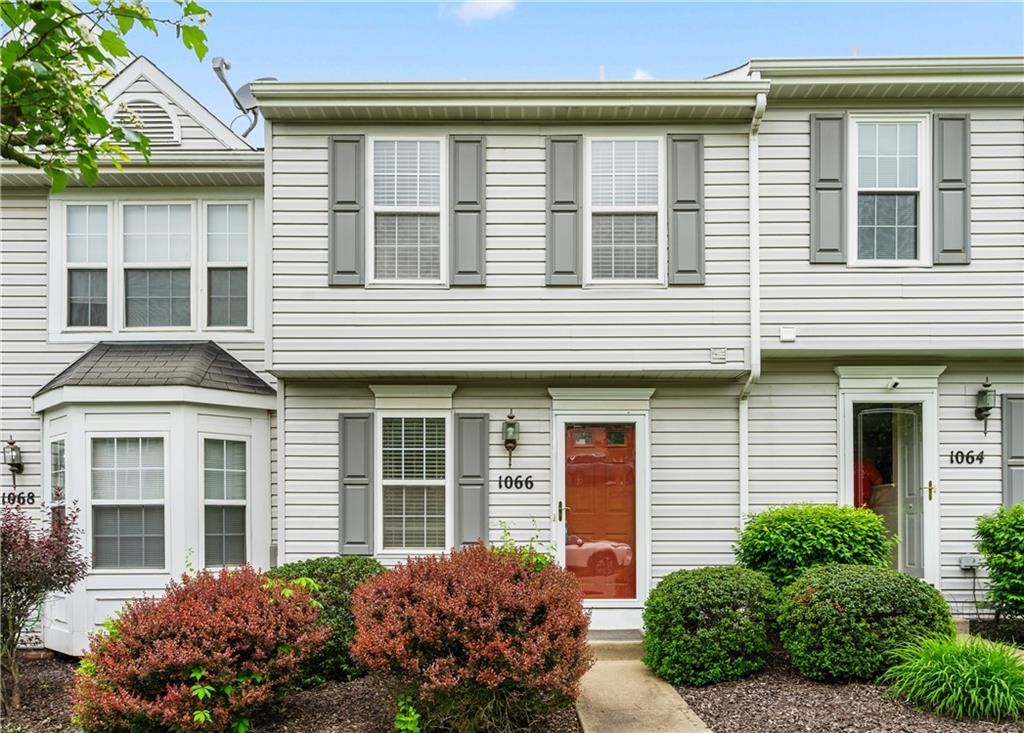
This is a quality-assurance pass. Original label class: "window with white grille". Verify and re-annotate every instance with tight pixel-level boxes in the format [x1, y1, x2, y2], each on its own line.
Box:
[370, 140, 443, 282]
[589, 139, 661, 282]
[380, 416, 447, 550]
[90, 437, 165, 569]
[206, 203, 249, 327]
[203, 438, 247, 567]
[123, 204, 192, 327]
[66, 205, 108, 327]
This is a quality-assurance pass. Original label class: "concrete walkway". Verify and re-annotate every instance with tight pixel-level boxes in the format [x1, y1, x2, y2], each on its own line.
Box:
[576, 633, 712, 733]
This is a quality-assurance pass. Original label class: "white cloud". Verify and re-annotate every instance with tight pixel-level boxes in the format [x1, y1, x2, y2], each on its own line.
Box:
[631, 68, 655, 81]
[451, 0, 516, 22]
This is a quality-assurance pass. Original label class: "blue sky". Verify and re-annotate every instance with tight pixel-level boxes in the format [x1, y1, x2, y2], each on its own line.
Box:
[126, 1, 1023, 144]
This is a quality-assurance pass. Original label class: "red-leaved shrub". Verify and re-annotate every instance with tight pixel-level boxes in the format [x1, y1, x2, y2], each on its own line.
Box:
[72, 566, 329, 733]
[351, 544, 592, 732]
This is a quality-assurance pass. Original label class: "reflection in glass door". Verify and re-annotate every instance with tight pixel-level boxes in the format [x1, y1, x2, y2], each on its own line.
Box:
[564, 424, 636, 599]
[854, 403, 924, 578]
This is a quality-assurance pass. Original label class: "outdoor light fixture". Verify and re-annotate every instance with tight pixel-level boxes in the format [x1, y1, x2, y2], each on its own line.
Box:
[975, 378, 997, 434]
[3, 436, 23, 486]
[502, 409, 519, 467]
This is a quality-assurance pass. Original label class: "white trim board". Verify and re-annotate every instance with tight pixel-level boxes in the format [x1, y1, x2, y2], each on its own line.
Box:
[34, 386, 276, 414]
[548, 388, 656, 412]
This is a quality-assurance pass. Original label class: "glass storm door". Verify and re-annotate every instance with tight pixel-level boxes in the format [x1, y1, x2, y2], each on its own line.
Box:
[854, 403, 924, 578]
[564, 424, 637, 600]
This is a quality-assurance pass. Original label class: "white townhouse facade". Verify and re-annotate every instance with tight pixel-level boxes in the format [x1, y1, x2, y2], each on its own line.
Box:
[0, 56, 1022, 648]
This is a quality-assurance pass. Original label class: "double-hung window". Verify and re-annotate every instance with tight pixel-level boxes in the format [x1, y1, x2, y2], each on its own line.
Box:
[50, 439, 66, 524]
[851, 116, 929, 265]
[588, 138, 663, 283]
[203, 438, 247, 567]
[123, 204, 192, 327]
[370, 139, 443, 283]
[380, 415, 448, 550]
[66, 205, 109, 327]
[206, 204, 249, 327]
[91, 436, 165, 569]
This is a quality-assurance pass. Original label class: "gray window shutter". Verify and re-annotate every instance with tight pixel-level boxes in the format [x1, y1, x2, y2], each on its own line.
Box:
[455, 413, 489, 546]
[546, 135, 582, 285]
[328, 135, 364, 285]
[667, 134, 705, 284]
[339, 413, 373, 554]
[1003, 395, 1024, 506]
[933, 113, 971, 265]
[809, 113, 847, 264]
[450, 135, 486, 285]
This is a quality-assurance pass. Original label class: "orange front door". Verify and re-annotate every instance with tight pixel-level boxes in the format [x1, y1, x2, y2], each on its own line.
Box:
[564, 424, 636, 600]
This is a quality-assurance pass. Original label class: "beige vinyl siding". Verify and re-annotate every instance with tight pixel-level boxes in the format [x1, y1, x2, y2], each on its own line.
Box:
[0, 191, 275, 527]
[280, 379, 742, 579]
[270, 126, 750, 374]
[759, 106, 1024, 353]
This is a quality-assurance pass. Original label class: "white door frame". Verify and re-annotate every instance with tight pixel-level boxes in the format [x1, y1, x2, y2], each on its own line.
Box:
[551, 411, 651, 629]
[837, 380, 941, 589]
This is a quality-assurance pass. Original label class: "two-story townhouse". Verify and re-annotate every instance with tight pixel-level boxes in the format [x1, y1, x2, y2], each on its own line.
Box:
[250, 56, 1023, 632]
[3, 55, 1022, 653]
[0, 56, 276, 653]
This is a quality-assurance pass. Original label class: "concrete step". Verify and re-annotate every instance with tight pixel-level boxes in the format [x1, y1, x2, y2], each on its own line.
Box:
[588, 630, 644, 661]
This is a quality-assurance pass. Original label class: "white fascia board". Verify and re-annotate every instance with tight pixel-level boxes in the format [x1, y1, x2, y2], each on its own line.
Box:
[33, 386, 276, 414]
[749, 56, 1024, 77]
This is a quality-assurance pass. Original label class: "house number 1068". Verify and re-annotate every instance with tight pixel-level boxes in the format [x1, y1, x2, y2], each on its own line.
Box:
[949, 450, 984, 465]
[499, 475, 534, 490]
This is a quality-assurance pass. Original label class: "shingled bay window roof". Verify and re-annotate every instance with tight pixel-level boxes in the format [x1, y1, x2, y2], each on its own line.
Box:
[34, 341, 275, 398]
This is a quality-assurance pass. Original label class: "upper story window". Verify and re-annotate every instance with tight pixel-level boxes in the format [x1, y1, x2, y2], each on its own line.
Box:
[586, 138, 665, 284]
[369, 139, 445, 284]
[849, 115, 930, 266]
[54, 198, 255, 339]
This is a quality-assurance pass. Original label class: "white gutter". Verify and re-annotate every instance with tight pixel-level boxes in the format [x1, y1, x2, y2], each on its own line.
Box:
[738, 88, 767, 528]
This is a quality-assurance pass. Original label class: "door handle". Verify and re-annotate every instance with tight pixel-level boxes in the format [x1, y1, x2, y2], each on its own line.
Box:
[923, 481, 936, 501]
[558, 501, 569, 521]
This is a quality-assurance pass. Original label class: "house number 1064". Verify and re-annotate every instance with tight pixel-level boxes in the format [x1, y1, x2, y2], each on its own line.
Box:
[949, 450, 984, 465]
[499, 475, 534, 490]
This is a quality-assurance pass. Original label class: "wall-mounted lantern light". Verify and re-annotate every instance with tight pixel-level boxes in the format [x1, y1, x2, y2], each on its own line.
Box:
[3, 436, 24, 487]
[975, 378, 997, 434]
[502, 409, 519, 467]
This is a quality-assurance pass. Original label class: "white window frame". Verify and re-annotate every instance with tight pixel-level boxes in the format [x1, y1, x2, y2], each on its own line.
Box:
[373, 410, 454, 557]
[48, 193, 260, 342]
[583, 135, 668, 287]
[198, 433, 251, 569]
[365, 135, 449, 288]
[119, 201, 197, 331]
[48, 435, 67, 524]
[202, 201, 254, 330]
[847, 113, 932, 268]
[86, 432, 170, 573]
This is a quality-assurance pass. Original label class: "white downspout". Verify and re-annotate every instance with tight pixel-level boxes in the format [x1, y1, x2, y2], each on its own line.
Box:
[739, 88, 767, 528]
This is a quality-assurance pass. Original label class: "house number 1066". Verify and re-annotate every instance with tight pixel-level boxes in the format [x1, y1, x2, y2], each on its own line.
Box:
[499, 475, 534, 490]
[949, 450, 984, 465]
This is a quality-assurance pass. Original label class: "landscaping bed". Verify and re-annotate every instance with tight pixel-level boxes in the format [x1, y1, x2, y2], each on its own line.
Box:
[971, 617, 1024, 647]
[676, 651, 1021, 733]
[5, 653, 582, 733]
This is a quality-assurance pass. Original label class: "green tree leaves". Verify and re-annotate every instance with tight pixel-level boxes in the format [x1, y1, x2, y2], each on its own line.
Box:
[0, 0, 211, 191]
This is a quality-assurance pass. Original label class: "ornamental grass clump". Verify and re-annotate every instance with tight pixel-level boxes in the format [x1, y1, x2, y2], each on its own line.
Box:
[267, 555, 385, 684]
[643, 565, 779, 686]
[72, 567, 329, 733]
[351, 544, 592, 733]
[736, 503, 895, 587]
[882, 635, 1024, 722]
[778, 564, 955, 682]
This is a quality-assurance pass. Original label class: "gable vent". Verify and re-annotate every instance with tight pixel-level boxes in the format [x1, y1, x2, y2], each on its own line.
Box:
[114, 100, 180, 146]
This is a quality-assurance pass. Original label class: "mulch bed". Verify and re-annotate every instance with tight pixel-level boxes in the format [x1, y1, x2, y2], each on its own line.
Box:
[676, 651, 1021, 733]
[970, 617, 1024, 647]
[6, 653, 581, 733]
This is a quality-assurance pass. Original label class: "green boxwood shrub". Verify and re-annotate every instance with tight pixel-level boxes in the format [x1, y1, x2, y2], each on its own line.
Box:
[736, 503, 895, 587]
[643, 565, 779, 686]
[267, 555, 385, 684]
[976, 504, 1024, 620]
[779, 564, 955, 681]
[882, 635, 1024, 722]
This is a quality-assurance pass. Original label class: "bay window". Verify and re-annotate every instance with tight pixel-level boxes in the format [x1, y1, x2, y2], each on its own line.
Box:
[203, 438, 247, 567]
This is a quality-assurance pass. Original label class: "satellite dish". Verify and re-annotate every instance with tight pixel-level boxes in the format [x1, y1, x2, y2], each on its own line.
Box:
[235, 78, 276, 112]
